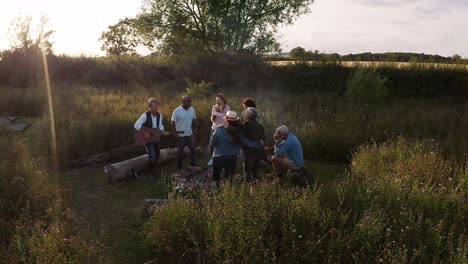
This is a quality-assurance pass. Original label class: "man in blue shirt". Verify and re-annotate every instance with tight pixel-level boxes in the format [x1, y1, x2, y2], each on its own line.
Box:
[265, 125, 304, 178]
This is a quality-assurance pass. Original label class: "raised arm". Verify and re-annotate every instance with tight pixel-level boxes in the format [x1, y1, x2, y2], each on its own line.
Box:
[274, 139, 289, 156]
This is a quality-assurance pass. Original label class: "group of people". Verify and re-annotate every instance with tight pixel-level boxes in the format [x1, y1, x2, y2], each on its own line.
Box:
[134, 94, 305, 187]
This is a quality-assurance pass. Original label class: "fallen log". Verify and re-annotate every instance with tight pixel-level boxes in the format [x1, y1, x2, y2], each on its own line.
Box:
[104, 147, 200, 182]
[70, 144, 146, 168]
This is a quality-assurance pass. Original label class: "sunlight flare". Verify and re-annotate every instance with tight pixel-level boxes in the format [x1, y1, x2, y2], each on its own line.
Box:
[42, 50, 58, 169]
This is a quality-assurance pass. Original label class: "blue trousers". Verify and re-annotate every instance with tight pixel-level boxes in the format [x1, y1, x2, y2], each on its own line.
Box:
[145, 141, 160, 166]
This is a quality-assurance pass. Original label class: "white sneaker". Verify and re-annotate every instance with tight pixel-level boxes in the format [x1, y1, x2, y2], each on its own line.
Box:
[207, 158, 213, 166]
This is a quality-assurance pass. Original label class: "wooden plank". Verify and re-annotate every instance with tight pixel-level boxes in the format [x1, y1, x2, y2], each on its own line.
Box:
[5, 123, 31, 132]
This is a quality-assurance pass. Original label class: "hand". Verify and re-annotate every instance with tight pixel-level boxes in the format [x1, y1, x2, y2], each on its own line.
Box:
[273, 131, 281, 141]
[265, 146, 274, 152]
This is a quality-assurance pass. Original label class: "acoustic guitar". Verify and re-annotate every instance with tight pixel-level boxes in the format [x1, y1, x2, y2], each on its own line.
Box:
[135, 128, 172, 145]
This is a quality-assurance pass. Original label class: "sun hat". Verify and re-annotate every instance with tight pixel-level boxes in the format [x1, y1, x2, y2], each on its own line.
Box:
[224, 110, 239, 121]
[148, 97, 159, 106]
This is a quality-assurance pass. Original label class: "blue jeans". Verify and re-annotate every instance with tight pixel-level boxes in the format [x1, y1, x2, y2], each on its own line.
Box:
[145, 141, 160, 165]
[177, 136, 196, 169]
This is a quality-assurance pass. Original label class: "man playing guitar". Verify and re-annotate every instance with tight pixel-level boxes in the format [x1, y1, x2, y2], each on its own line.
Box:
[134, 97, 171, 170]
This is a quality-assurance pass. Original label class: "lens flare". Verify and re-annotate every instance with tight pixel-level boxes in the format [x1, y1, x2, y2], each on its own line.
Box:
[42, 50, 58, 169]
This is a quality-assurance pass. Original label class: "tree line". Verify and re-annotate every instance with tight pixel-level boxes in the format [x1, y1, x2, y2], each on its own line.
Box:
[284, 46, 467, 64]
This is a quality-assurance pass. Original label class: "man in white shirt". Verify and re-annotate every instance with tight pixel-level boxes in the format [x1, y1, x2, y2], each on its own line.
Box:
[171, 95, 200, 171]
[134, 97, 165, 169]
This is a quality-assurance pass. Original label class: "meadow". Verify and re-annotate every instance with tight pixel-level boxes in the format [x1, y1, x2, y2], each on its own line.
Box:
[0, 57, 467, 263]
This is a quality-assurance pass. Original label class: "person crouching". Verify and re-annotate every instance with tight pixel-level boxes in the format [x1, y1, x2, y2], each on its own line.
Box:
[265, 125, 304, 179]
[210, 111, 242, 188]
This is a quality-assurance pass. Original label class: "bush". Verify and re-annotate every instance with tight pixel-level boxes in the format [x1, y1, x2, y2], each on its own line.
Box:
[346, 68, 389, 102]
[144, 184, 331, 264]
[185, 79, 214, 99]
[342, 138, 468, 263]
[144, 139, 467, 263]
[0, 135, 110, 263]
[144, 200, 206, 263]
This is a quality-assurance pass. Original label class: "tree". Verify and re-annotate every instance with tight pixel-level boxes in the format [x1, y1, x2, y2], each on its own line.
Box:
[100, 0, 314, 56]
[99, 18, 142, 56]
[290, 46, 307, 60]
[2, 15, 54, 88]
[7, 15, 54, 55]
[452, 54, 462, 62]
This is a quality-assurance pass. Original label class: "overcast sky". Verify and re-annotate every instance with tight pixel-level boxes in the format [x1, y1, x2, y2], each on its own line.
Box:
[1, 0, 467, 57]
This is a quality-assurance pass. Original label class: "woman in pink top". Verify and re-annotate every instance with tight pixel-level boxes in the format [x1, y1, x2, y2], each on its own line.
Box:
[209, 93, 230, 165]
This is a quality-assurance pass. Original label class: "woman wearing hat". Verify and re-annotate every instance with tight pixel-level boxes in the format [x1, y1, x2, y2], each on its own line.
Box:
[208, 93, 230, 166]
[210, 110, 241, 187]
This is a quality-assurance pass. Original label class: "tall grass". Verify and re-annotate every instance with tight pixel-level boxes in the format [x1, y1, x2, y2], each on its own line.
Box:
[143, 138, 467, 263]
[1, 84, 466, 165]
[0, 134, 110, 263]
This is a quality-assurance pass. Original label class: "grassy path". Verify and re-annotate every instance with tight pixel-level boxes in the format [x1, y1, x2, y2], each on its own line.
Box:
[61, 167, 168, 263]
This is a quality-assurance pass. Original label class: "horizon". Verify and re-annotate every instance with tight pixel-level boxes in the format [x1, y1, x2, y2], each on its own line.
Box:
[1, 0, 467, 58]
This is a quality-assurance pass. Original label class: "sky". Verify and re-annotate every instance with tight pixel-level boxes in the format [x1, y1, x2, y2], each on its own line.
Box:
[0, 0, 467, 57]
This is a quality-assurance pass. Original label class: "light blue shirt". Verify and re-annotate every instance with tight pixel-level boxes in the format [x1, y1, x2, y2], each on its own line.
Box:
[274, 132, 304, 167]
[171, 105, 196, 137]
[210, 126, 241, 157]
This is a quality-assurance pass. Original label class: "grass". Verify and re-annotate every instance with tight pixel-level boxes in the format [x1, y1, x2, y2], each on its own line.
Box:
[0, 133, 110, 263]
[60, 168, 163, 263]
[144, 139, 467, 263]
[0, 59, 466, 263]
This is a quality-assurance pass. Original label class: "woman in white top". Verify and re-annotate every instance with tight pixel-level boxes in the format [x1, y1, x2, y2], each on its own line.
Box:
[209, 93, 230, 165]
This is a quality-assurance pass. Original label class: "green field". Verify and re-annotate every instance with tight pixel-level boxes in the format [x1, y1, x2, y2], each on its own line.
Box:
[0, 58, 467, 263]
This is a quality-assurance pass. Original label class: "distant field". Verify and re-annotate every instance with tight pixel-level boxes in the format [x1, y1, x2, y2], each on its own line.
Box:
[268, 60, 468, 69]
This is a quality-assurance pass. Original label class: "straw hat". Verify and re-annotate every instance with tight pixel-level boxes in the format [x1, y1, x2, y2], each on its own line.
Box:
[148, 97, 159, 106]
[224, 110, 239, 121]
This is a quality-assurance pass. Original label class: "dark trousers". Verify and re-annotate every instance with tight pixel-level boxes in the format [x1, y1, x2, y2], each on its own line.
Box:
[212, 155, 237, 184]
[145, 141, 160, 166]
[244, 148, 263, 181]
[177, 136, 196, 169]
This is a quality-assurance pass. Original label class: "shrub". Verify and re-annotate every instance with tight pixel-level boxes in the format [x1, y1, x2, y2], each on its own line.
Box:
[346, 68, 389, 102]
[184, 79, 214, 99]
[144, 184, 330, 264]
[144, 200, 206, 264]
[342, 138, 467, 263]
[0, 135, 110, 263]
[144, 139, 467, 263]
